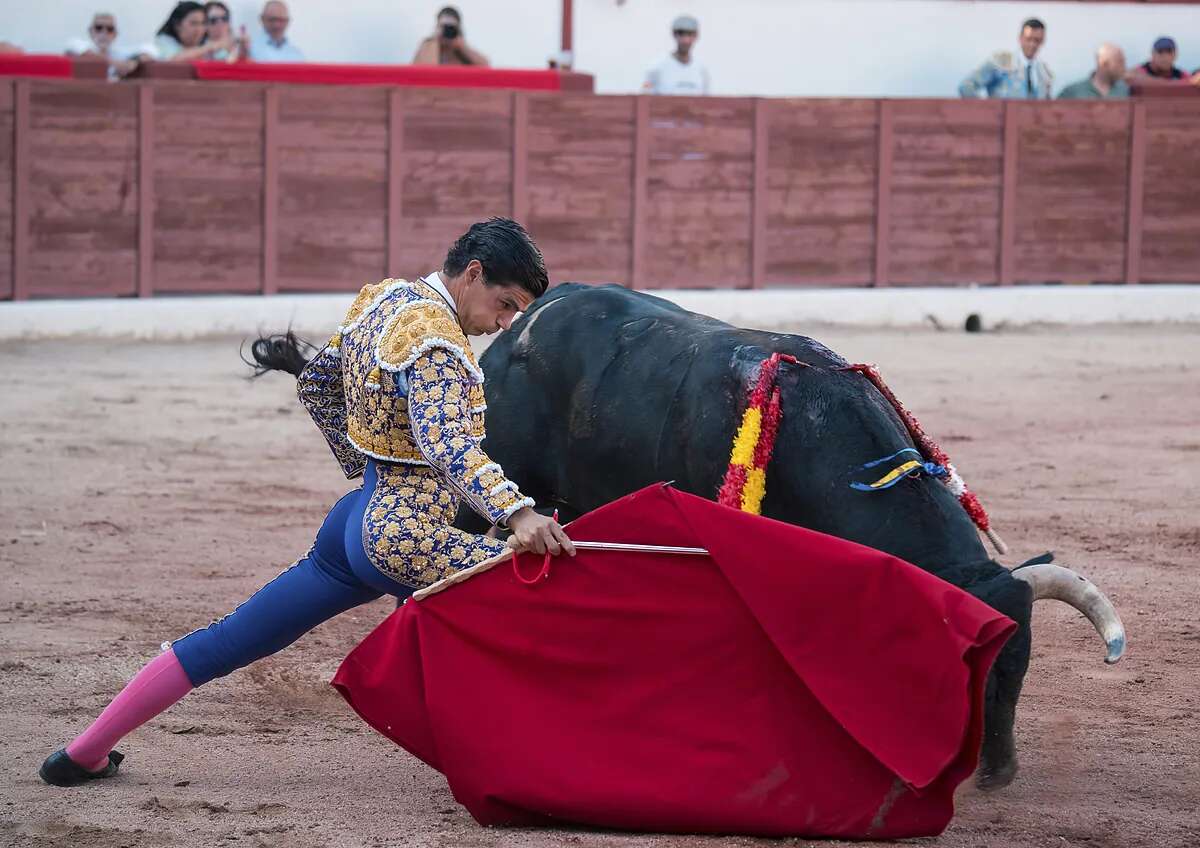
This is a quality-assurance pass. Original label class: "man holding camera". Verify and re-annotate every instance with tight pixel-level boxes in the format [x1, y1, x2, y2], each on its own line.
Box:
[412, 6, 489, 66]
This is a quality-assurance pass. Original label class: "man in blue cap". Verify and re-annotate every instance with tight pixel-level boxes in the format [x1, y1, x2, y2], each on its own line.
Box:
[1132, 37, 1190, 82]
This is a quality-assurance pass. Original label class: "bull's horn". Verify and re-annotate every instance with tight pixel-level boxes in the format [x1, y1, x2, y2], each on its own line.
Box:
[1012, 563, 1126, 664]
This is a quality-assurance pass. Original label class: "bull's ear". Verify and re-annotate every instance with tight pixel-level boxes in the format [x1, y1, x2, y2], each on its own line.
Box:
[1014, 551, 1054, 570]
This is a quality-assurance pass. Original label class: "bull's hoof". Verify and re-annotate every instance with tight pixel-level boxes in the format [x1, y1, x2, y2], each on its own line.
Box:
[975, 759, 1018, 791]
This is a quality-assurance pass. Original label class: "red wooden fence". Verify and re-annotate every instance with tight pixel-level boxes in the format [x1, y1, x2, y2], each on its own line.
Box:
[2, 78, 1198, 300]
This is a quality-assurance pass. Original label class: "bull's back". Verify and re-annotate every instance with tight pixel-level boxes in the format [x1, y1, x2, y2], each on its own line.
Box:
[480, 285, 849, 510]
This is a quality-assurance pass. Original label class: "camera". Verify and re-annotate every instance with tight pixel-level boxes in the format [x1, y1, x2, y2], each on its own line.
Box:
[441, 23, 459, 40]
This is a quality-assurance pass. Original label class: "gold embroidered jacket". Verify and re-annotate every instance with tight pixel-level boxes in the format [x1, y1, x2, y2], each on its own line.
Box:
[297, 279, 535, 527]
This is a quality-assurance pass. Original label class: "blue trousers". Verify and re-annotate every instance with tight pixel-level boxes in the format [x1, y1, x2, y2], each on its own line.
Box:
[172, 462, 419, 687]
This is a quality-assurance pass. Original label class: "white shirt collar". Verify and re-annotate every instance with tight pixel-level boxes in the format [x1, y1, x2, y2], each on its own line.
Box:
[422, 271, 457, 313]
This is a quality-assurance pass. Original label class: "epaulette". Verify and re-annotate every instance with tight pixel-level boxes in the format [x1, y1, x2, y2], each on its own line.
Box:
[991, 50, 1015, 71]
[375, 300, 484, 384]
[330, 279, 411, 351]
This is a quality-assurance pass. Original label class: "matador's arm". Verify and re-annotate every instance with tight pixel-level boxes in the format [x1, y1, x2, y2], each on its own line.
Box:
[296, 338, 365, 479]
[406, 350, 534, 526]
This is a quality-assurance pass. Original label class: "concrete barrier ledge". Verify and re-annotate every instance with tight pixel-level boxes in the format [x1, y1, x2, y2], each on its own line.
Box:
[2, 285, 1198, 341]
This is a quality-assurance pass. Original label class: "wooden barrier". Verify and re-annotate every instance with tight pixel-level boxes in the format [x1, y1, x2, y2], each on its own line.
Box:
[2, 78, 1198, 299]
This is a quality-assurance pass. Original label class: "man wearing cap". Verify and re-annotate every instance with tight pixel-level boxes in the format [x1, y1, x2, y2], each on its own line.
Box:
[1132, 37, 1190, 83]
[1059, 43, 1130, 99]
[959, 18, 1053, 99]
[643, 15, 710, 96]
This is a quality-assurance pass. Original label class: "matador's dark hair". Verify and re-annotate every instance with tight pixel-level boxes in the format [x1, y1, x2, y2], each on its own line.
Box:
[443, 217, 549, 299]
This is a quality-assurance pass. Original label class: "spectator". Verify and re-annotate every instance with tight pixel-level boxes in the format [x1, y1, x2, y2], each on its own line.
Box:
[152, 2, 225, 61]
[1131, 37, 1189, 83]
[250, 1, 305, 62]
[64, 12, 138, 79]
[959, 18, 1053, 99]
[643, 14, 710, 95]
[412, 6, 489, 66]
[1059, 44, 1129, 99]
[204, 2, 249, 62]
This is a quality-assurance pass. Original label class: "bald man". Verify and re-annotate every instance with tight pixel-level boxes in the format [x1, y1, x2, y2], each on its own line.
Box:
[1059, 44, 1129, 98]
[250, 0, 305, 62]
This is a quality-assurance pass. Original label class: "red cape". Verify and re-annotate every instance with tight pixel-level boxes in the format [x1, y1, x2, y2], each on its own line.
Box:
[333, 484, 1014, 838]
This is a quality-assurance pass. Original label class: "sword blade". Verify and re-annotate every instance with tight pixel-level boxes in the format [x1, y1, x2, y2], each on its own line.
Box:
[572, 541, 708, 556]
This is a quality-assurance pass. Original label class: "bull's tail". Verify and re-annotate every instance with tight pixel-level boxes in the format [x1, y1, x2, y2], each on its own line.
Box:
[242, 331, 316, 378]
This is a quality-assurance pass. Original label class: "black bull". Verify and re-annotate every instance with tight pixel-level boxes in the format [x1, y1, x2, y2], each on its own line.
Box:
[255, 283, 1125, 790]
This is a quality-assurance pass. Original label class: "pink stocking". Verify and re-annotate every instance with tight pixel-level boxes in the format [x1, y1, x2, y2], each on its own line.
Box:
[65, 648, 194, 772]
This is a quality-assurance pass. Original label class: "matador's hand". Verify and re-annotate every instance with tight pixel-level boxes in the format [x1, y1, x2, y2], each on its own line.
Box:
[506, 508, 576, 557]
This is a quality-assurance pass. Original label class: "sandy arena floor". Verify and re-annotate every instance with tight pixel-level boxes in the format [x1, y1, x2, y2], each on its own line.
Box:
[1, 324, 1197, 848]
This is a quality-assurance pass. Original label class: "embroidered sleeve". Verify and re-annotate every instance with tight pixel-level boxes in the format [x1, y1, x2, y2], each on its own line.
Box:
[958, 58, 998, 98]
[297, 338, 364, 479]
[406, 350, 534, 526]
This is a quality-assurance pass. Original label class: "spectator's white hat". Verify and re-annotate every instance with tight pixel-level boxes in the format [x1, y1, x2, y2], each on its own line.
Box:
[672, 14, 699, 33]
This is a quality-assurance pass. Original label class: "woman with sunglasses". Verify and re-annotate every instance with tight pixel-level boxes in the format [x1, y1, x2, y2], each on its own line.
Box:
[152, 1, 226, 62]
[203, 1, 249, 62]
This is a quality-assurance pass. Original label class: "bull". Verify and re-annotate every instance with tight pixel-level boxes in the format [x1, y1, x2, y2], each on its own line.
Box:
[253, 283, 1125, 790]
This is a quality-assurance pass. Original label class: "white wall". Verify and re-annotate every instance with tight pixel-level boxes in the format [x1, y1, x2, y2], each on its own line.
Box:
[12, 0, 1200, 97]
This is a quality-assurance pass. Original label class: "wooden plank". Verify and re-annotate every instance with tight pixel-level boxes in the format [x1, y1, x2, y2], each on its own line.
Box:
[26, 81, 138, 298]
[1012, 102, 1130, 283]
[387, 88, 403, 277]
[512, 92, 528, 224]
[276, 85, 388, 290]
[631, 96, 649, 289]
[998, 101, 1019, 285]
[1124, 101, 1146, 285]
[643, 97, 753, 289]
[766, 98, 877, 286]
[886, 99, 1004, 286]
[873, 100, 893, 287]
[263, 86, 279, 294]
[525, 94, 634, 284]
[1138, 100, 1200, 283]
[393, 88, 512, 276]
[0, 82, 13, 300]
[11, 80, 28, 300]
[137, 85, 153, 297]
[751, 98, 767, 289]
[151, 82, 264, 294]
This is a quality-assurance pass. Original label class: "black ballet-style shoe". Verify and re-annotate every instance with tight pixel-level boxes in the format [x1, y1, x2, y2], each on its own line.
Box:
[38, 749, 124, 787]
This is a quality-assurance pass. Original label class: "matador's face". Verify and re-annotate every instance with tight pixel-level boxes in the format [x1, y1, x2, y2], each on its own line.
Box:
[454, 262, 535, 336]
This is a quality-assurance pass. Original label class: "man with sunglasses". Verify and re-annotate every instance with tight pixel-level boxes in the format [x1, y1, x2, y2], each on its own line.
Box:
[643, 14, 710, 96]
[65, 13, 138, 79]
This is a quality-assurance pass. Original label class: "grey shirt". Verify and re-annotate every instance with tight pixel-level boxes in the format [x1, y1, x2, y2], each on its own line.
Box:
[1058, 76, 1130, 99]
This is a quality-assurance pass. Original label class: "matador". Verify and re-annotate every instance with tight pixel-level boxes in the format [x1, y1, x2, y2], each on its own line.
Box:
[41, 218, 574, 787]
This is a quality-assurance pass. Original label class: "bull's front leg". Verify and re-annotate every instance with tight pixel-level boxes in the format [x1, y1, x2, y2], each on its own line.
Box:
[973, 577, 1034, 790]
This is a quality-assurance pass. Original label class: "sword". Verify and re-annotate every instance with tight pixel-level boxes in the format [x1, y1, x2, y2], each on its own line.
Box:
[571, 541, 708, 556]
[411, 539, 710, 601]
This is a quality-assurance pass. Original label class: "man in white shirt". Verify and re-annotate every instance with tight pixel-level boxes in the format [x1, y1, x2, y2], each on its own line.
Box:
[643, 14, 710, 96]
[250, 0, 305, 63]
[64, 12, 138, 80]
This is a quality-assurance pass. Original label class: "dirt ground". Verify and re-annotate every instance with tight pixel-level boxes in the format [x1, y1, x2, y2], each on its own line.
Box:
[1, 324, 1197, 848]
